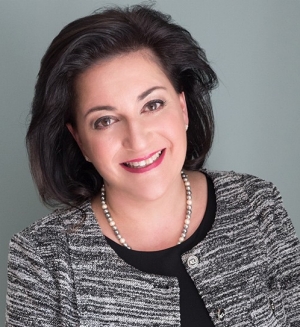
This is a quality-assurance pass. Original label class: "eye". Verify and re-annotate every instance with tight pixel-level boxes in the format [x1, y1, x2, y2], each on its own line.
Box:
[143, 100, 165, 112]
[93, 116, 118, 129]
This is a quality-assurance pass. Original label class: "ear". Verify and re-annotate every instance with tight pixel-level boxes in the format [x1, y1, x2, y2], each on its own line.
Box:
[179, 92, 189, 126]
[66, 123, 91, 162]
[66, 123, 80, 145]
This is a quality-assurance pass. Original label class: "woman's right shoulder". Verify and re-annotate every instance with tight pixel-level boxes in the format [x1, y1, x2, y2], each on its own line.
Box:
[9, 201, 90, 251]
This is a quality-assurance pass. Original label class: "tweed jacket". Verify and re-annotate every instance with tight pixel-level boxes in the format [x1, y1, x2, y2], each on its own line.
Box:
[6, 170, 300, 326]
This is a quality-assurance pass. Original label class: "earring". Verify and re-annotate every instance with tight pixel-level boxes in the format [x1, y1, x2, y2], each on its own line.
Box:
[185, 125, 189, 131]
[84, 155, 90, 162]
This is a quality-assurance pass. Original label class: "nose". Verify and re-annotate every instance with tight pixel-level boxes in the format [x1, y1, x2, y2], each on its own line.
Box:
[122, 119, 151, 151]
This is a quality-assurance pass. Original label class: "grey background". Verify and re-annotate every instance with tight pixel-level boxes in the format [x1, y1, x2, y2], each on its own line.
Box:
[1, 0, 299, 322]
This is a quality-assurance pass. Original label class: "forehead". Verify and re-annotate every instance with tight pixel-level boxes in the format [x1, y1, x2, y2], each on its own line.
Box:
[74, 50, 174, 106]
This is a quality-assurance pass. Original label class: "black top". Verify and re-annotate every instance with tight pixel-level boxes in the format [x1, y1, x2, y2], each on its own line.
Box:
[106, 175, 216, 326]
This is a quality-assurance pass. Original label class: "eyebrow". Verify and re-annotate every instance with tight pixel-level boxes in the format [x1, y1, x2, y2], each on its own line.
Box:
[84, 86, 166, 118]
[84, 105, 114, 118]
[137, 86, 166, 101]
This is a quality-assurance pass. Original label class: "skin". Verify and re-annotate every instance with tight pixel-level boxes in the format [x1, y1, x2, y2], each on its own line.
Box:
[67, 50, 207, 251]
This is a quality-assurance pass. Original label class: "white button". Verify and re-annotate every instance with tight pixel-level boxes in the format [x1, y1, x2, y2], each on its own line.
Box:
[187, 255, 199, 268]
[269, 299, 275, 314]
[217, 308, 225, 321]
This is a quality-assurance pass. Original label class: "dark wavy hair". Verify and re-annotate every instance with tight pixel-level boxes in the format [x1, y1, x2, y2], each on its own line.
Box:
[26, 4, 218, 207]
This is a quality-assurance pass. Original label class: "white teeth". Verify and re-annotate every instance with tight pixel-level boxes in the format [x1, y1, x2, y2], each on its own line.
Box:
[125, 151, 162, 169]
[139, 160, 146, 167]
[146, 158, 153, 165]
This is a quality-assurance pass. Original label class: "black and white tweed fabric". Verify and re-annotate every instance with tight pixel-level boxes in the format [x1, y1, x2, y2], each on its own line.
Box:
[6, 170, 300, 326]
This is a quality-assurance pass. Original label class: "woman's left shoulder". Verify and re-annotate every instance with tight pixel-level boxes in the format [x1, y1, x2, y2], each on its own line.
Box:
[201, 168, 278, 197]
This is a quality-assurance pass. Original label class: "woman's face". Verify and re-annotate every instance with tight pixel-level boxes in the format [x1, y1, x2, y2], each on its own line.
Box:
[68, 50, 188, 200]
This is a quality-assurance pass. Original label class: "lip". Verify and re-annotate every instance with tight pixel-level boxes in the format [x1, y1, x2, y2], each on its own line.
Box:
[121, 149, 165, 173]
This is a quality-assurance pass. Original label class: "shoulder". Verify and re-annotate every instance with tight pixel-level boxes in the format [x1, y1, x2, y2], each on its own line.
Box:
[202, 169, 272, 187]
[202, 169, 277, 199]
[9, 201, 91, 256]
[201, 169, 285, 222]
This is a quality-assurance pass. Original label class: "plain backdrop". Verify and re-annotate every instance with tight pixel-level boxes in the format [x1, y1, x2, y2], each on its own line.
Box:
[1, 0, 299, 323]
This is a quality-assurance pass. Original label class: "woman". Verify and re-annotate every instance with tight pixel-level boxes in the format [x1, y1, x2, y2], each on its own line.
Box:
[6, 4, 300, 326]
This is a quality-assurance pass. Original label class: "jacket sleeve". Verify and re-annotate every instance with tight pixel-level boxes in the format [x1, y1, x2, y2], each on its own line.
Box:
[6, 233, 70, 326]
[271, 186, 300, 326]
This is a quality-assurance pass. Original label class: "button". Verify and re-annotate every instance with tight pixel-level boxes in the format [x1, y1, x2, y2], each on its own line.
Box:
[269, 299, 275, 314]
[187, 255, 199, 268]
[216, 308, 225, 321]
[153, 282, 171, 290]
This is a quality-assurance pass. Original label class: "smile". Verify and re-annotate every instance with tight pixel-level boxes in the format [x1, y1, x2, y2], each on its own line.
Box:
[123, 150, 163, 169]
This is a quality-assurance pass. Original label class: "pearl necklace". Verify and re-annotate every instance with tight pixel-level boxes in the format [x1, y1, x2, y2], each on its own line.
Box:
[100, 171, 192, 250]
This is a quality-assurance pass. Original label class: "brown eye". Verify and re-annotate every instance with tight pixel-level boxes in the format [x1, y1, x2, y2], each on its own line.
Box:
[144, 100, 165, 112]
[94, 116, 117, 129]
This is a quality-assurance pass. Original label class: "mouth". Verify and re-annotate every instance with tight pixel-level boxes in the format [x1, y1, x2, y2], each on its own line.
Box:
[122, 149, 164, 169]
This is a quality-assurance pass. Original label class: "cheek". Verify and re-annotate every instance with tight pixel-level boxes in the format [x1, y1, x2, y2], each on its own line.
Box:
[88, 139, 109, 158]
[164, 109, 186, 135]
[159, 122, 186, 153]
[87, 134, 121, 164]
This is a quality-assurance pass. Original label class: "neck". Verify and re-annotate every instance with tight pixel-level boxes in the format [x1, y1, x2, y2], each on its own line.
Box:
[98, 171, 190, 250]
